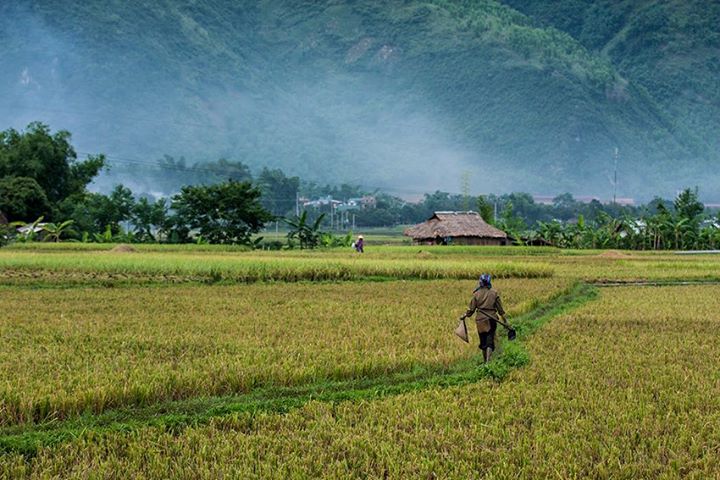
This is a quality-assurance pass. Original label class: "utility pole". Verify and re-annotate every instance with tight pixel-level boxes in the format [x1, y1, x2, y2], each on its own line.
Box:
[295, 191, 300, 217]
[331, 202, 335, 231]
[612, 147, 619, 205]
[461, 171, 471, 211]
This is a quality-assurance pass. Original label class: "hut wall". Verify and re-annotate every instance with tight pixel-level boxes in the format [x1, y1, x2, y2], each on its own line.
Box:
[411, 236, 506, 246]
[454, 236, 506, 246]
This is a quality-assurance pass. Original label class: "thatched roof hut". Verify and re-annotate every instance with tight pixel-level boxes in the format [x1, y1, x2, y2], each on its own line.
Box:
[404, 211, 508, 246]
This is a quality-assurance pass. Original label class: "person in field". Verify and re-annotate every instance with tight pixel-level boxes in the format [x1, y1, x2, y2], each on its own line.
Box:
[354, 235, 364, 253]
[460, 273, 510, 363]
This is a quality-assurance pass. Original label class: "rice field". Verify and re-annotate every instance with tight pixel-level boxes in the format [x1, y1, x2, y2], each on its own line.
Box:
[3, 244, 720, 285]
[0, 278, 572, 426]
[0, 249, 554, 284]
[1, 243, 719, 478]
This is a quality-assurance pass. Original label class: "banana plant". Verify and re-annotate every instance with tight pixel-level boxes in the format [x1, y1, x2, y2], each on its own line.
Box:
[42, 220, 76, 242]
[9, 216, 45, 242]
[284, 211, 326, 249]
[93, 225, 114, 243]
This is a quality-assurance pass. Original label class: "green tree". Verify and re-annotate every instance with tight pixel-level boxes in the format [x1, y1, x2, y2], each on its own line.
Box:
[0, 176, 51, 221]
[0, 224, 12, 247]
[198, 158, 253, 184]
[0, 212, 13, 247]
[476, 195, 495, 224]
[170, 180, 272, 244]
[496, 202, 527, 241]
[131, 197, 168, 242]
[60, 185, 135, 236]
[258, 167, 300, 217]
[421, 191, 465, 216]
[537, 220, 564, 247]
[644, 201, 673, 250]
[106, 185, 135, 231]
[674, 187, 704, 223]
[0, 122, 105, 206]
[552, 193, 580, 221]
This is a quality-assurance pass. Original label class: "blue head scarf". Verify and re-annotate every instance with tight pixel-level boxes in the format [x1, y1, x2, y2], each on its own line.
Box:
[474, 273, 492, 292]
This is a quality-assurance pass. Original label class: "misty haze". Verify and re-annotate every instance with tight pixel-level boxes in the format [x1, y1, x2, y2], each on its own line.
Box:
[2, 1, 719, 201]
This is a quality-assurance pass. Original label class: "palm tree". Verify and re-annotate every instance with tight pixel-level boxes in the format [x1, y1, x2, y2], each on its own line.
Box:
[670, 217, 690, 250]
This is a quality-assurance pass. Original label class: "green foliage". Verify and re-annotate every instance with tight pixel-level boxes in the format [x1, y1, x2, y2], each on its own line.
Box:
[258, 167, 300, 217]
[0, 224, 13, 247]
[528, 188, 718, 250]
[41, 220, 76, 243]
[9, 216, 44, 242]
[673, 187, 704, 224]
[170, 180, 273, 245]
[320, 231, 354, 248]
[0, 176, 51, 222]
[285, 211, 326, 249]
[476, 195, 494, 224]
[91, 225, 111, 243]
[496, 202, 527, 241]
[131, 197, 168, 242]
[0, 122, 105, 206]
[60, 185, 135, 236]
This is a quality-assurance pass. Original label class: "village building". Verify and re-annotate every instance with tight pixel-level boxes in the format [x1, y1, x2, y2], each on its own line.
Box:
[404, 211, 508, 246]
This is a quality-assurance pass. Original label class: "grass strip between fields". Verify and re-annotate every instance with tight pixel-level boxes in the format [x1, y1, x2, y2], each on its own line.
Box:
[0, 282, 597, 458]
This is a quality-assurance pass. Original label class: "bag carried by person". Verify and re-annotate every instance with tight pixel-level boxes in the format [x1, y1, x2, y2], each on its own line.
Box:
[454, 318, 469, 343]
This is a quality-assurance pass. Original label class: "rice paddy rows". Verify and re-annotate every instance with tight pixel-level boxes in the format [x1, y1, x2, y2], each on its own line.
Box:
[0, 250, 554, 284]
[0, 278, 572, 426]
[3, 245, 720, 286]
[2, 244, 720, 478]
[4, 285, 718, 478]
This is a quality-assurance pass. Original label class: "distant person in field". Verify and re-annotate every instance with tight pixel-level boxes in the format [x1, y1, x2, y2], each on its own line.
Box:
[459, 273, 510, 363]
[354, 235, 364, 253]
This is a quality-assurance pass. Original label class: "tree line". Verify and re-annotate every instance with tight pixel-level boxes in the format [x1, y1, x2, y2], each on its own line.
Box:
[1, 122, 719, 249]
[520, 189, 720, 250]
[0, 123, 354, 248]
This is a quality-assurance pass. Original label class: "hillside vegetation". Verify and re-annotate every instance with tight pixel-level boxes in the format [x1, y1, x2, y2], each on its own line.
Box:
[504, 0, 720, 156]
[1, 0, 717, 195]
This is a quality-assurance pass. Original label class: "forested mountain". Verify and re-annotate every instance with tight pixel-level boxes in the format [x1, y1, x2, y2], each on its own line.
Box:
[504, 0, 720, 160]
[1, 1, 717, 198]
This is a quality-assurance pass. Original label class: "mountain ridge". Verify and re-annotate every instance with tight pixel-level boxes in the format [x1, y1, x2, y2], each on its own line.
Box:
[1, 0, 717, 198]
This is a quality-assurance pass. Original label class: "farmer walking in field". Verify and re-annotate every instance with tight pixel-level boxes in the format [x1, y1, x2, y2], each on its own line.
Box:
[459, 274, 512, 363]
